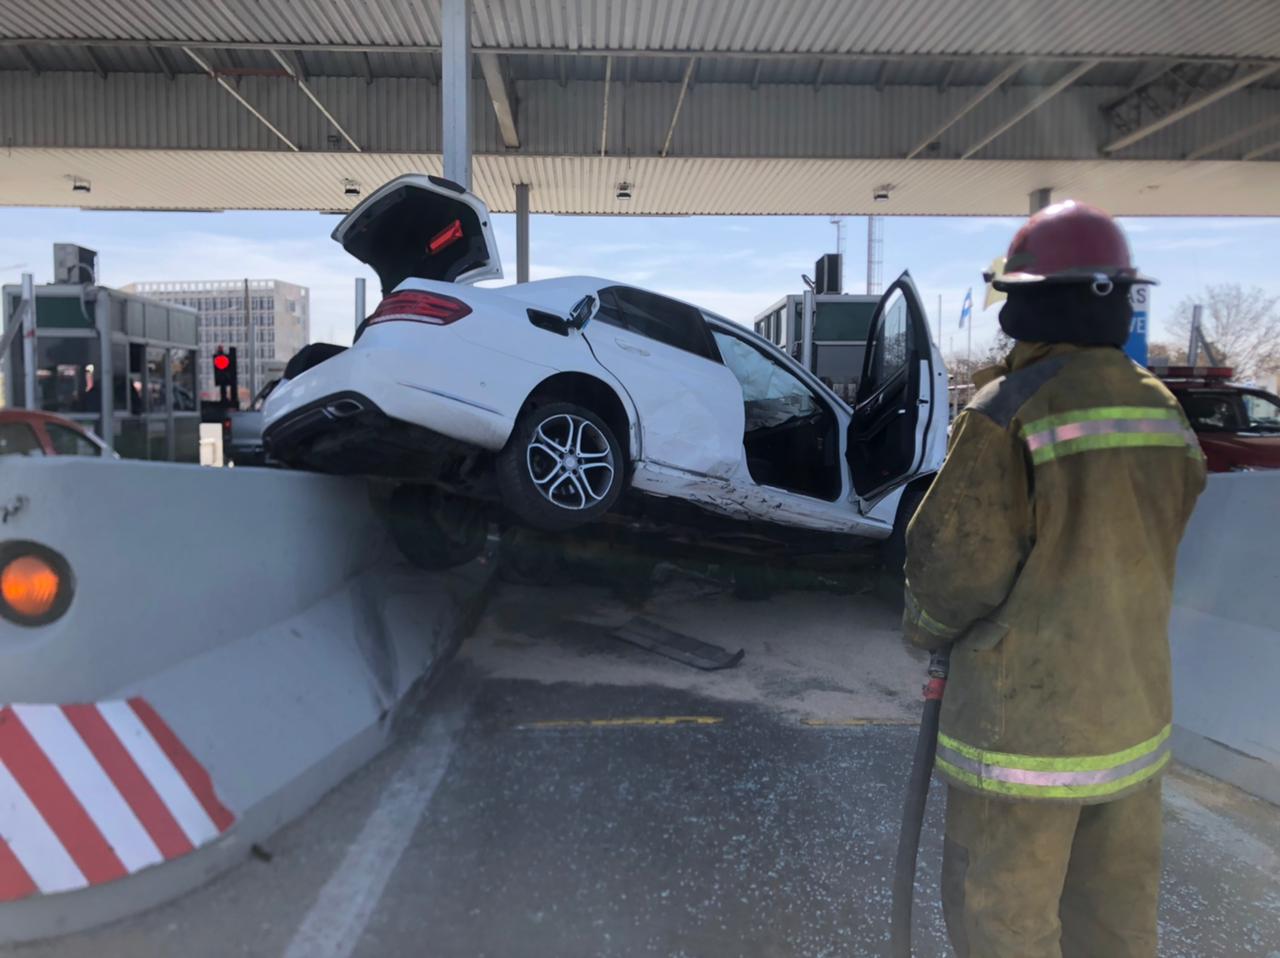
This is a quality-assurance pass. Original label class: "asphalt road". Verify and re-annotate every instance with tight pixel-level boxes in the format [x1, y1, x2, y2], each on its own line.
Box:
[8, 574, 1279, 958]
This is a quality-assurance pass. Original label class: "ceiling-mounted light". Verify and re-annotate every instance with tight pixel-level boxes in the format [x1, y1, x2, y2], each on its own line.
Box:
[615, 181, 633, 201]
[69, 176, 91, 194]
[342, 178, 361, 197]
[873, 185, 892, 202]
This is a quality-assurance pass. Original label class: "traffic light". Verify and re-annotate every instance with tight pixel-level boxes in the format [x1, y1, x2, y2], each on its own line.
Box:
[212, 346, 238, 404]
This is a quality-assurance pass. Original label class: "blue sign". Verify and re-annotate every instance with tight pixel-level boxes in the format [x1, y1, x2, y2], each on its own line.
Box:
[1125, 285, 1150, 366]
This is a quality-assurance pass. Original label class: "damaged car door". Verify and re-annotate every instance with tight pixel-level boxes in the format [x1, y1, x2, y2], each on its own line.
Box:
[582, 286, 745, 479]
[847, 271, 938, 502]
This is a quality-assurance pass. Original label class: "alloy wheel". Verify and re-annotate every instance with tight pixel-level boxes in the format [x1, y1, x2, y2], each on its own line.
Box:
[525, 413, 617, 511]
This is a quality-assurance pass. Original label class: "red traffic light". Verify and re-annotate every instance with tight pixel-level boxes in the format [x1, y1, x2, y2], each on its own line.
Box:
[213, 354, 231, 371]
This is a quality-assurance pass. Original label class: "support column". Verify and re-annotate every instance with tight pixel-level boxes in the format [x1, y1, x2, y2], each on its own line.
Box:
[515, 183, 530, 284]
[21, 272, 35, 410]
[442, 0, 472, 190]
[95, 287, 114, 451]
[354, 277, 367, 330]
[1030, 188, 1052, 213]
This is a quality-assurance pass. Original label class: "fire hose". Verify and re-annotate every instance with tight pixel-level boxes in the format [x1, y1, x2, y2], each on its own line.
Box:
[889, 645, 951, 958]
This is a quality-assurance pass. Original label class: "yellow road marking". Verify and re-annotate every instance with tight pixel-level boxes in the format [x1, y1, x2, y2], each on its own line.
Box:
[518, 716, 723, 729]
[800, 718, 917, 727]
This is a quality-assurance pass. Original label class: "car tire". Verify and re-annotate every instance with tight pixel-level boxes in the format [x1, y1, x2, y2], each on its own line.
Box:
[880, 482, 929, 577]
[387, 485, 488, 570]
[496, 401, 625, 532]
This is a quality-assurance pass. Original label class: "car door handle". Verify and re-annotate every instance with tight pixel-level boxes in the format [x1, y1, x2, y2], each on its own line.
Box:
[615, 338, 650, 356]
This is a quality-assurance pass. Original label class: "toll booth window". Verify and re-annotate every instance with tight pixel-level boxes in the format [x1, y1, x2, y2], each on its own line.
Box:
[127, 344, 145, 415]
[46, 423, 102, 457]
[111, 343, 129, 411]
[0, 422, 44, 456]
[145, 347, 168, 414]
[171, 349, 197, 411]
[36, 338, 99, 413]
[814, 301, 875, 341]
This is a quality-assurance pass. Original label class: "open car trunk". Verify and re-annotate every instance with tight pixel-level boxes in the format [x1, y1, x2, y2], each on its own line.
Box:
[847, 271, 936, 501]
[332, 174, 503, 292]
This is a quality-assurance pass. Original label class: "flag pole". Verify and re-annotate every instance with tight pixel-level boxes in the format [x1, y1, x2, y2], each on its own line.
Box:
[966, 312, 973, 379]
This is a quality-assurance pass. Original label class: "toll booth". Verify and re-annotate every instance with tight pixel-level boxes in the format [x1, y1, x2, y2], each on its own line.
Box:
[2, 249, 201, 462]
[753, 292, 878, 403]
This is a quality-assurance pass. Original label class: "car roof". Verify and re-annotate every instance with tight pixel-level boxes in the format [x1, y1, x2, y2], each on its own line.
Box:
[0, 409, 90, 431]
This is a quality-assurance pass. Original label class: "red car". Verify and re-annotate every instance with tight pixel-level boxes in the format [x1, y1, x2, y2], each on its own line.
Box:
[1154, 366, 1280, 472]
[0, 410, 111, 458]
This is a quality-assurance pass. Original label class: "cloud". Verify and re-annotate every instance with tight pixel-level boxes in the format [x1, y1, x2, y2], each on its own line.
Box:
[943, 217, 1023, 235]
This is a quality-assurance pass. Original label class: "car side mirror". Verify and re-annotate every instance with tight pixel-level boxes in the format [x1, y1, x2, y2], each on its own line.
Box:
[567, 295, 596, 330]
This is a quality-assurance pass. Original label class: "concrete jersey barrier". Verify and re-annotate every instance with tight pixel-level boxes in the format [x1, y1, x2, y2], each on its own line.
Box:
[0, 457, 488, 943]
[1169, 470, 1280, 805]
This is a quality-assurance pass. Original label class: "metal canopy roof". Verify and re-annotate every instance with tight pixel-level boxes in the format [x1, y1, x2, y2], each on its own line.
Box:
[1, 0, 1278, 215]
[5, 0, 1280, 58]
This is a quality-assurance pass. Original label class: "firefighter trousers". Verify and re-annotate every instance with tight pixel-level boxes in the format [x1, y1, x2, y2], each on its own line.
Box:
[941, 780, 1162, 958]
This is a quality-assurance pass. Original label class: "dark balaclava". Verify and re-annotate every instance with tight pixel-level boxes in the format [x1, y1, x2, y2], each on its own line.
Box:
[998, 280, 1134, 347]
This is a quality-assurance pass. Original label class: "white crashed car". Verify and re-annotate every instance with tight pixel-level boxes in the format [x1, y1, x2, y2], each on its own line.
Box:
[264, 175, 947, 568]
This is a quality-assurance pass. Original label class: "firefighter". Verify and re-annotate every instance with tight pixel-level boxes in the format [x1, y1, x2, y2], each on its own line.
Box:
[901, 201, 1206, 958]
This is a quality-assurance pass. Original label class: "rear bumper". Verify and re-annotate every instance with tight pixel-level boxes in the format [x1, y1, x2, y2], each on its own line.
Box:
[262, 331, 528, 453]
[263, 391, 487, 481]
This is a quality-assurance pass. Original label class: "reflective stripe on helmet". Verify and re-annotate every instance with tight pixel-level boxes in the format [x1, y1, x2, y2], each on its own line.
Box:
[936, 725, 1172, 800]
[904, 586, 962, 640]
[1020, 406, 1198, 465]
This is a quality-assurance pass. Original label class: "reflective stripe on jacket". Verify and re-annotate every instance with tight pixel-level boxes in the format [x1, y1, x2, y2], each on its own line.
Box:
[903, 342, 1206, 804]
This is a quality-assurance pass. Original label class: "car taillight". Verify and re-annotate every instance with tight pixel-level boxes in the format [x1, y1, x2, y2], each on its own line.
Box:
[0, 543, 74, 627]
[365, 290, 472, 328]
[428, 219, 464, 255]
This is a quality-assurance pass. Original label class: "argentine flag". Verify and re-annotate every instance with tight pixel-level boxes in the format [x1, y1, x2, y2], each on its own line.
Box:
[959, 287, 973, 329]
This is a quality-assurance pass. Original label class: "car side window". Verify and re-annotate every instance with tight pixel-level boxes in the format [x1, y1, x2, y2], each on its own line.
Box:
[1242, 392, 1280, 431]
[46, 423, 102, 457]
[596, 286, 718, 361]
[711, 330, 819, 431]
[865, 290, 911, 392]
[0, 422, 45, 456]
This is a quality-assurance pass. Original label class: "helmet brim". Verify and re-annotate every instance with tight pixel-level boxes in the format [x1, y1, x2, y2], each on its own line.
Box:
[992, 269, 1157, 292]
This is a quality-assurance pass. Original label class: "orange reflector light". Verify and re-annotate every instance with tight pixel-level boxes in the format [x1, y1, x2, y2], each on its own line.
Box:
[1, 555, 60, 619]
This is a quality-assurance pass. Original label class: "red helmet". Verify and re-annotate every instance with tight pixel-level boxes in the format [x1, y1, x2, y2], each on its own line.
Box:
[989, 200, 1156, 292]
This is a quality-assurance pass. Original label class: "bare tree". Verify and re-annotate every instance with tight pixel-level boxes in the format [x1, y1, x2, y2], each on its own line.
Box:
[1146, 341, 1187, 366]
[945, 330, 1014, 385]
[1167, 284, 1280, 380]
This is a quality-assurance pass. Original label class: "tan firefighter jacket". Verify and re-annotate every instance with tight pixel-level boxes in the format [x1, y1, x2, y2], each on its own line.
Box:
[903, 341, 1206, 803]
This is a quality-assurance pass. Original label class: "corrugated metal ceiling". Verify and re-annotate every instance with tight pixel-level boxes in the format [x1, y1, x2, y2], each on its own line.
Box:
[3, 147, 1278, 216]
[2, 1, 1280, 59]
[5, 44, 1277, 93]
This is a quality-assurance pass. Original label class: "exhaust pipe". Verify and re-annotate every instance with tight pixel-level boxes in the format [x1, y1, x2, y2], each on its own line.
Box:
[324, 398, 365, 419]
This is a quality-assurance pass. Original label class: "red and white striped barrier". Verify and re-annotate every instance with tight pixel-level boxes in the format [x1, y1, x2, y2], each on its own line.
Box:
[0, 699, 234, 902]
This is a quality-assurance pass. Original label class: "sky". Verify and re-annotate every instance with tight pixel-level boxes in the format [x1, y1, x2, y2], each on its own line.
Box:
[3, 205, 1279, 361]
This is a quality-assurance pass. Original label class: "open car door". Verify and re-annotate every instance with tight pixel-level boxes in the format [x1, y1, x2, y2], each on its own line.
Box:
[847, 271, 937, 501]
[332, 174, 503, 293]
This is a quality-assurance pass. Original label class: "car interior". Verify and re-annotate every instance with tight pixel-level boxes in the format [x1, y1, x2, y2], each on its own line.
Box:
[710, 330, 842, 502]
